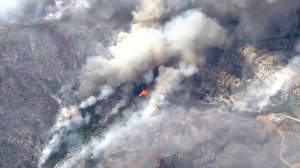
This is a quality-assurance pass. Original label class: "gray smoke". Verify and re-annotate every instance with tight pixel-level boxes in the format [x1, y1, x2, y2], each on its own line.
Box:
[231, 56, 300, 112]
[77, 8, 227, 98]
[38, 6, 228, 166]
[2, 0, 299, 167]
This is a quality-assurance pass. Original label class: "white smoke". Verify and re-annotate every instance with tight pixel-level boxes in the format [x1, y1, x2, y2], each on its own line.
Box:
[34, 0, 300, 167]
[231, 56, 300, 111]
[58, 58, 300, 167]
[38, 5, 227, 167]
[38, 106, 90, 167]
[59, 66, 195, 168]
[44, 0, 91, 20]
[79, 85, 113, 109]
[78, 9, 227, 98]
[0, 0, 22, 22]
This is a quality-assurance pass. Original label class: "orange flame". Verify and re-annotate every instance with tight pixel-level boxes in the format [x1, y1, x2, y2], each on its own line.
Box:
[139, 89, 149, 97]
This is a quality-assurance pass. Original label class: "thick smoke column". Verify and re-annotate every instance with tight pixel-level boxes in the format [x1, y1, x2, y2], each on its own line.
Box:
[77, 8, 227, 99]
[26, 0, 300, 167]
[60, 67, 190, 168]
[38, 1, 227, 167]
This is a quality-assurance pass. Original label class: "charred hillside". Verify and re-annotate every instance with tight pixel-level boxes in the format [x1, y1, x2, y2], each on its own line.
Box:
[1, 1, 300, 168]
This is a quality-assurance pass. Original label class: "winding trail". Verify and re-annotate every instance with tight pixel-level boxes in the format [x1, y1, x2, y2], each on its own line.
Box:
[277, 129, 292, 168]
[258, 114, 300, 168]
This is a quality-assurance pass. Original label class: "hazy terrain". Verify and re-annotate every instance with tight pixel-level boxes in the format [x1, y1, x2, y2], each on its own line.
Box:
[0, 1, 300, 168]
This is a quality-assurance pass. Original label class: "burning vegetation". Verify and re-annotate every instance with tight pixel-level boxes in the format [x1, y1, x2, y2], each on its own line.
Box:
[32, 0, 300, 168]
[139, 88, 149, 97]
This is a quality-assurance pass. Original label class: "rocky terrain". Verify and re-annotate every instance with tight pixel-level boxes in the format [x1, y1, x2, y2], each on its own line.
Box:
[0, 22, 116, 167]
[1, 24, 299, 168]
[1, 1, 300, 168]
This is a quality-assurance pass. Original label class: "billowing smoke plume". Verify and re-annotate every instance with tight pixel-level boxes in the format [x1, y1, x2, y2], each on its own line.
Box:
[3, 0, 299, 167]
[38, 5, 228, 166]
[77, 8, 227, 98]
[231, 56, 300, 111]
